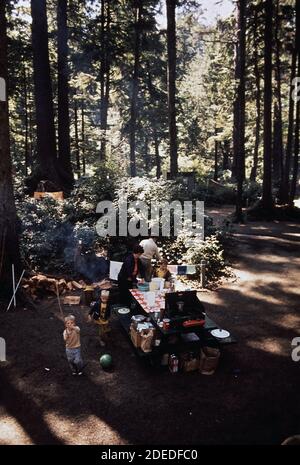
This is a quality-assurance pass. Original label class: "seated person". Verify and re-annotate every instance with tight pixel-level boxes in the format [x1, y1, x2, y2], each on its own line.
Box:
[153, 259, 172, 282]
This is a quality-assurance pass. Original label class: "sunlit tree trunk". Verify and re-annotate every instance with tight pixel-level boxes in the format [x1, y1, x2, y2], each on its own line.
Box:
[262, 0, 273, 210]
[81, 101, 86, 175]
[250, 7, 261, 183]
[154, 129, 161, 179]
[74, 96, 80, 177]
[23, 66, 30, 176]
[214, 137, 218, 182]
[272, 0, 284, 185]
[234, 0, 246, 220]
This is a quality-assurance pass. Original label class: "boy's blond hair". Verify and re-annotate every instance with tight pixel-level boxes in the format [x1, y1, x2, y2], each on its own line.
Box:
[65, 314, 76, 323]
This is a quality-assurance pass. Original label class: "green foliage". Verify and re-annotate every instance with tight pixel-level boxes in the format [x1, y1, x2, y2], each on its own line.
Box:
[17, 197, 70, 271]
[242, 181, 262, 206]
[64, 163, 118, 222]
[16, 174, 228, 282]
[183, 235, 226, 281]
[158, 234, 226, 281]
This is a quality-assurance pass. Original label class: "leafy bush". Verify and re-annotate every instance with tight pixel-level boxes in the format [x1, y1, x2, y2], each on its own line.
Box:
[183, 235, 226, 281]
[242, 181, 262, 206]
[17, 197, 71, 271]
[64, 163, 118, 223]
[158, 233, 226, 281]
[192, 181, 236, 206]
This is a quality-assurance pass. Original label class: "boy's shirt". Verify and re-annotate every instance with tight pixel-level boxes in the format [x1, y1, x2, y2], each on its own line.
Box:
[63, 326, 81, 349]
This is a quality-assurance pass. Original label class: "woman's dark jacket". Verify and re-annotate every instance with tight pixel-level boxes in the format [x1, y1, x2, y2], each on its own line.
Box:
[118, 254, 145, 283]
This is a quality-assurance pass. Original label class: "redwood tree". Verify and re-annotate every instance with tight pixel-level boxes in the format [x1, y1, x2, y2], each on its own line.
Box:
[0, 1, 21, 292]
[262, 0, 273, 210]
[99, 0, 111, 162]
[250, 6, 261, 182]
[290, 0, 300, 205]
[233, 0, 246, 220]
[30, 0, 61, 190]
[129, 1, 142, 177]
[166, 0, 178, 179]
[57, 0, 74, 190]
[272, 0, 284, 184]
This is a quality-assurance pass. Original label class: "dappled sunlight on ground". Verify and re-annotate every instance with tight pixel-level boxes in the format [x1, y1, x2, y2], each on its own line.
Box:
[246, 338, 289, 357]
[276, 314, 300, 332]
[43, 412, 127, 445]
[0, 409, 33, 445]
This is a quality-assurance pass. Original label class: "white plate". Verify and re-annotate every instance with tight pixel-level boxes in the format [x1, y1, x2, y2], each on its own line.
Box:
[211, 329, 230, 339]
[118, 308, 130, 315]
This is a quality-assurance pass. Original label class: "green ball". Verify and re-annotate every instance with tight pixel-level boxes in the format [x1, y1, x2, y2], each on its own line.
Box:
[100, 354, 113, 369]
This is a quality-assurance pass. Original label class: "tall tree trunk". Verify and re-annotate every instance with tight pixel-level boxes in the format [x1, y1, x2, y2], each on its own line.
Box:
[262, 0, 273, 210]
[214, 137, 218, 181]
[99, 0, 111, 162]
[221, 141, 229, 170]
[154, 129, 161, 179]
[57, 0, 74, 190]
[234, 0, 246, 220]
[166, 0, 178, 179]
[28, 78, 34, 163]
[129, 2, 142, 177]
[279, 49, 297, 203]
[100, 0, 105, 161]
[144, 136, 150, 173]
[30, 0, 60, 190]
[74, 97, 80, 177]
[290, 0, 300, 206]
[146, 66, 162, 178]
[272, 0, 284, 185]
[0, 1, 21, 292]
[81, 101, 86, 175]
[250, 7, 261, 183]
[23, 66, 30, 176]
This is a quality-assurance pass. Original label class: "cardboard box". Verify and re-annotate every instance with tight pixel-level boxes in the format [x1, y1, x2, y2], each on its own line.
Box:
[130, 325, 142, 348]
[183, 358, 200, 372]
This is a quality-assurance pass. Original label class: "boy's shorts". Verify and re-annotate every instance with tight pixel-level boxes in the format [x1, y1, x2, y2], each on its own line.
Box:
[98, 322, 111, 338]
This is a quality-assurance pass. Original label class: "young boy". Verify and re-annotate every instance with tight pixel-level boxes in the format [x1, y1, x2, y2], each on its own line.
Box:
[153, 259, 172, 282]
[63, 315, 84, 376]
[88, 290, 111, 347]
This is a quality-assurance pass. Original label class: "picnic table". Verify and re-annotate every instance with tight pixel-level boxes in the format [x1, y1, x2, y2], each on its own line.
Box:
[114, 287, 236, 367]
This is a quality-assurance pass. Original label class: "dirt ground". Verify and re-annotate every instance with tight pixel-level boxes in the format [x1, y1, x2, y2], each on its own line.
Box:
[0, 209, 300, 445]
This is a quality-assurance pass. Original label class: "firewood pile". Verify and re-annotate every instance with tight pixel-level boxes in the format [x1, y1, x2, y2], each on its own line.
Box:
[21, 274, 112, 300]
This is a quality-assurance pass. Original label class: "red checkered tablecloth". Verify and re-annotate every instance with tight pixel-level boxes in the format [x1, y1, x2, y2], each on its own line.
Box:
[130, 289, 165, 313]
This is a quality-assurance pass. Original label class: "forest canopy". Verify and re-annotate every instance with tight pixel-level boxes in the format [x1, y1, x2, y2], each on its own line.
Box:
[0, 0, 299, 289]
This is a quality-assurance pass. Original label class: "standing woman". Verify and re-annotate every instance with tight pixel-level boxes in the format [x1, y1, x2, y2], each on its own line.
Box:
[118, 245, 145, 306]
